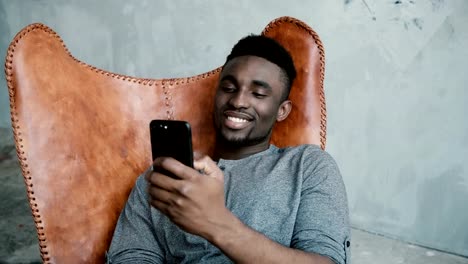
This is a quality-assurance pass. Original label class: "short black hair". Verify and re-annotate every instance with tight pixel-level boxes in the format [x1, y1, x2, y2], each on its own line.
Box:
[224, 35, 297, 101]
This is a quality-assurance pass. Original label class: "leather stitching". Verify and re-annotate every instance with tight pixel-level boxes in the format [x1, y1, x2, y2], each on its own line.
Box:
[5, 23, 53, 264]
[262, 16, 327, 150]
[4, 18, 326, 263]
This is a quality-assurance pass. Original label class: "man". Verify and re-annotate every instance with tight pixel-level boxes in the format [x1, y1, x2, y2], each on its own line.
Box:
[107, 35, 350, 263]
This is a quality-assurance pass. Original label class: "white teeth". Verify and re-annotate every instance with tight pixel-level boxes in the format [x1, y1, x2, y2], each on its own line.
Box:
[227, 116, 248, 123]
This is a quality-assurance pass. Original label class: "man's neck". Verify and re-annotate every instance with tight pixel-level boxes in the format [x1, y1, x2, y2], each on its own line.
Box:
[214, 140, 270, 160]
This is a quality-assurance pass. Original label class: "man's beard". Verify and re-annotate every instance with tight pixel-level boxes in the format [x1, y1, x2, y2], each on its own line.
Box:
[216, 126, 273, 147]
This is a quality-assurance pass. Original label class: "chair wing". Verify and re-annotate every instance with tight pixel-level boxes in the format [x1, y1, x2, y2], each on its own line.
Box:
[4, 16, 326, 263]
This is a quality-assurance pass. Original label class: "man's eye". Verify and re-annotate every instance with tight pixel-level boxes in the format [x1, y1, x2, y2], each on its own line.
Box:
[222, 86, 235, 92]
[253, 92, 267, 98]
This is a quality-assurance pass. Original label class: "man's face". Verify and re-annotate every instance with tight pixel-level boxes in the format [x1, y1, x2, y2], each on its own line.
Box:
[213, 55, 291, 147]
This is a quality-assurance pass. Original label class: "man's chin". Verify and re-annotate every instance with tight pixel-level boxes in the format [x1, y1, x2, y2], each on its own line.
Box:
[219, 134, 248, 146]
[217, 132, 269, 147]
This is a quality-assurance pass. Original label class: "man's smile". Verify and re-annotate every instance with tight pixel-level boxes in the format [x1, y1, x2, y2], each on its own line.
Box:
[227, 116, 248, 123]
[223, 110, 254, 130]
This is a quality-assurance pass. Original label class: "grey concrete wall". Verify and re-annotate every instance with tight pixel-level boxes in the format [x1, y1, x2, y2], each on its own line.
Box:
[0, 0, 467, 257]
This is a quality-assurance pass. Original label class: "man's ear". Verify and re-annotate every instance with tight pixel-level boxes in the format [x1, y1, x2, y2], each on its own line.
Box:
[276, 100, 292, 122]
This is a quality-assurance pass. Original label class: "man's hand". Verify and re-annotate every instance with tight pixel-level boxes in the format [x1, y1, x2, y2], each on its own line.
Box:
[146, 156, 231, 238]
[146, 156, 333, 264]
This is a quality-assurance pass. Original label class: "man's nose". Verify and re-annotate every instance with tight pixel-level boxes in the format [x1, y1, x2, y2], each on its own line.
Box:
[229, 91, 249, 109]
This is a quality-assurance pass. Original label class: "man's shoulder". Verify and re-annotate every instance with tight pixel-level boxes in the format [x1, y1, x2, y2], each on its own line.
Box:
[274, 144, 331, 159]
[274, 144, 339, 171]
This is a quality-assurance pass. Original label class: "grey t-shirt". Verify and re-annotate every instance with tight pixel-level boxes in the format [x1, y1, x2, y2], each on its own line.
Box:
[107, 144, 351, 263]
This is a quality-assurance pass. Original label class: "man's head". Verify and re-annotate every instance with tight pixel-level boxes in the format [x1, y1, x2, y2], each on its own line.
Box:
[224, 35, 296, 101]
[213, 35, 296, 148]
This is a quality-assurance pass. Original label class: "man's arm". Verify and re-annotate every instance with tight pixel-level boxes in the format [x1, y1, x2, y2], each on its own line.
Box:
[147, 157, 336, 264]
[107, 170, 165, 264]
[290, 149, 350, 263]
[202, 207, 334, 264]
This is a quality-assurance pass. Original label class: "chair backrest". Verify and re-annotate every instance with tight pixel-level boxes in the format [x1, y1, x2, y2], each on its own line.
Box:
[4, 16, 326, 263]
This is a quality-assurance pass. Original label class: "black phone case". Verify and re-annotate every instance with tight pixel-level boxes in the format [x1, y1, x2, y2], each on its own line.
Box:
[150, 120, 194, 175]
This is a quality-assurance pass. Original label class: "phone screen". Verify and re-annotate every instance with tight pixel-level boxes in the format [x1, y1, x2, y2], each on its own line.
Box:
[150, 120, 194, 172]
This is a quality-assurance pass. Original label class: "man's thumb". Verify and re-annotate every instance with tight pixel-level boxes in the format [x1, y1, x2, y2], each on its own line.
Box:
[194, 156, 222, 179]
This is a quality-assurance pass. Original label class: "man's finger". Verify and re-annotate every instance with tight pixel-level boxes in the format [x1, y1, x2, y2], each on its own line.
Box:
[193, 151, 203, 160]
[194, 156, 219, 178]
[148, 186, 173, 205]
[149, 198, 169, 215]
[153, 157, 194, 180]
[147, 172, 180, 192]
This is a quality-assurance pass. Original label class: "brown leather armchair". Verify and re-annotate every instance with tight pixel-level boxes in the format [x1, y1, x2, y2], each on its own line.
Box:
[4, 16, 327, 263]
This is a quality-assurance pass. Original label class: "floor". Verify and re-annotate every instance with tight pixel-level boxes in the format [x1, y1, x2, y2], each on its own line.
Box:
[1, 148, 467, 264]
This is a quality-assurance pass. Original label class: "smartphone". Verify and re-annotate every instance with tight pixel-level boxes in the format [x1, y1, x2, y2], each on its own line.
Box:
[150, 120, 194, 177]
